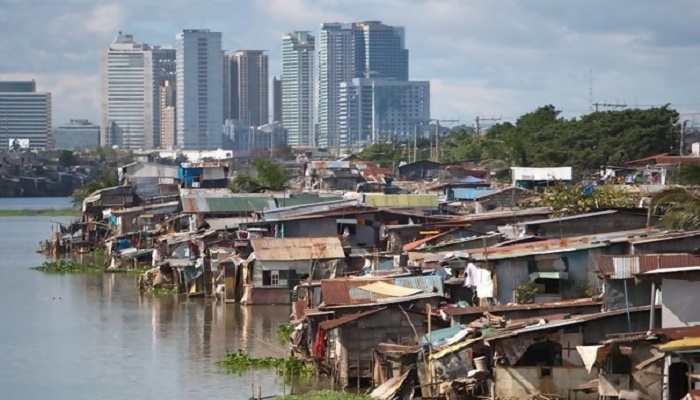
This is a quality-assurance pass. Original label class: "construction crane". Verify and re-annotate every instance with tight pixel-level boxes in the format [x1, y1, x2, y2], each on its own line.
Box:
[475, 116, 502, 136]
[432, 119, 459, 162]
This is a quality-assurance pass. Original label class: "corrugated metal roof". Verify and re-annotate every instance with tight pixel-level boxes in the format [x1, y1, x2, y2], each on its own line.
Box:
[250, 237, 345, 261]
[207, 197, 275, 213]
[318, 308, 384, 330]
[598, 253, 700, 278]
[629, 230, 700, 244]
[519, 210, 618, 226]
[323, 275, 444, 306]
[451, 188, 497, 200]
[442, 298, 602, 316]
[468, 228, 667, 261]
[275, 196, 344, 208]
[640, 266, 700, 275]
[363, 194, 438, 209]
[262, 199, 359, 220]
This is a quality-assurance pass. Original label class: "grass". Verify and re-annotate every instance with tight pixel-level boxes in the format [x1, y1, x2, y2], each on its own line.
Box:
[0, 208, 79, 217]
[275, 391, 368, 400]
[216, 350, 311, 377]
[32, 260, 103, 274]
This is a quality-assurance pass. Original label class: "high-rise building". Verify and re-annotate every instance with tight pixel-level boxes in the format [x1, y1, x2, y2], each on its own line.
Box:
[338, 78, 429, 149]
[176, 29, 224, 150]
[282, 31, 315, 148]
[228, 50, 269, 127]
[318, 21, 409, 150]
[100, 32, 175, 150]
[159, 80, 176, 149]
[272, 76, 282, 123]
[0, 80, 52, 150]
[223, 51, 232, 122]
[53, 119, 100, 150]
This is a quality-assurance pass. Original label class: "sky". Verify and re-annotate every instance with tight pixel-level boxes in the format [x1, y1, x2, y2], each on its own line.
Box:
[1, 0, 700, 128]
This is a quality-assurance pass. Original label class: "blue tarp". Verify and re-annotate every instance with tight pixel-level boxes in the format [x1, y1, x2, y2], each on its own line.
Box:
[451, 188, 497, 200]
[420, 325, 464, 346]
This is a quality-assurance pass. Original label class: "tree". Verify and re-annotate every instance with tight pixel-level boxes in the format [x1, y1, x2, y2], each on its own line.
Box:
[72, 170, 118, 205]
[272, 143, 295, 160]
[229, 159, 287, 192]
[651, 186, 700, 230]
[58, 150, 77, 167]
[528, 183, 637, 215]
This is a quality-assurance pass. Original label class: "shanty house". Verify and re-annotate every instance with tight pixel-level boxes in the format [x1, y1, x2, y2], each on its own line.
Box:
[243, 237, 346, 305]
[180, 188, 276, 231]
[119, 161, 180, 199]
[109, 201, 180, 235]
[511, 166, 572, 189]
[397, 160, 441, 180]
[506, 210, 655, 239]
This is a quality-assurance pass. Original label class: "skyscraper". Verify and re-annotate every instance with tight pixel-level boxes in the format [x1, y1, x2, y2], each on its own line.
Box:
[228, 50, 269, 126]
[282, 31, 315, 148]
[0, 80, 51, 150]
[100, 32, 174, 150]
[317, 21, 409, 150]
[272, 76, 282, 123]
[338, 78, 430, 148]
[176, 29, 223, 150]
[159, 80, 176, 149]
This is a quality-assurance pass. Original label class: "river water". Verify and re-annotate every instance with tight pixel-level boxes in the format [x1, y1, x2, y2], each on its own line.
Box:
[0, 198, 313, 400]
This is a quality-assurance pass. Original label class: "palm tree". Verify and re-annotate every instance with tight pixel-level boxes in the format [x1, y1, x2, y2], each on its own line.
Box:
[651, 186, 700, 230]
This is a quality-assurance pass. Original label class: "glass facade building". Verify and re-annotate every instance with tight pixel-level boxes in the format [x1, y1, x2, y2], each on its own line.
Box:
[176, 29, 223, 150]
[282, 31, 315, 148]
[0, 80, 51, 150]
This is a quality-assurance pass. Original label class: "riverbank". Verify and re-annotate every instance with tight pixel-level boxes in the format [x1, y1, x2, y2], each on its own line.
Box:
[0, 208, 78, 217]
[275, 391, 368, 400]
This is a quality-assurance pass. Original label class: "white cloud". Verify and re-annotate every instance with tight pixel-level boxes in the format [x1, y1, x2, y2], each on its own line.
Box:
[2, 0, 700, 128]
[84, 4, 126, 35]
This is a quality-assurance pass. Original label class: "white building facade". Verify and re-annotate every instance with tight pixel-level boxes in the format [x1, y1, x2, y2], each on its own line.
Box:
[282, 31, 315, 148]
[100, 32, 174, 150]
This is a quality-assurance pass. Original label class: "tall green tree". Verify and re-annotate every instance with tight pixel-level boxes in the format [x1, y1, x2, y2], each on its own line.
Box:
[230, 159, 287, 192]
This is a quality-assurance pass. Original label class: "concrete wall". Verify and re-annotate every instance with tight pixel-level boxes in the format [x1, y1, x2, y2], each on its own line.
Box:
[661, 279, 700, 328]
[284, 218, 337, 237]
[604, 279, 652, 311]
[494, 366, 596, 399]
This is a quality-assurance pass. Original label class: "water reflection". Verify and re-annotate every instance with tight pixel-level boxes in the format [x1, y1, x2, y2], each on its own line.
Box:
[0, 214, 321, 400]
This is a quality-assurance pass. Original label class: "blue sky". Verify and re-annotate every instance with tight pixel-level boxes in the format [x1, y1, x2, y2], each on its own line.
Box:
[2, 0, 700, 128]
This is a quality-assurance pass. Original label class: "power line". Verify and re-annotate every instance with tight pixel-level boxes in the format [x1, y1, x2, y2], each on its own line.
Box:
[475, 116, 501, 136]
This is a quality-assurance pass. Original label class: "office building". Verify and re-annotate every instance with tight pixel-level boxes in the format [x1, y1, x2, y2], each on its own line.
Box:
[0, 80, 52, 150]
[53, 119, 100, 150]
[318, 21, 409, 150]
[228, 50, 269, 126]
[272, 76, 282, 123]
[223, 51, 232, 122]
[159, 80, 176, 149]
[176, 29, 223, 150]
[100, 32, 175, 150]
[338, 78, 429, 149]
[282, 31, 315, 147]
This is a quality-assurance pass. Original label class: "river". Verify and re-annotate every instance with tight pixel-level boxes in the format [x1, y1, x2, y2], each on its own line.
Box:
[0, 198, 315, 400]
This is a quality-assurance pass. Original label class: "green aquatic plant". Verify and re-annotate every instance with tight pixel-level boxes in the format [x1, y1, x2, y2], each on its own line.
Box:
[275, 391, 369, 400]
[216, 350, 311, 376]
[277, 324, 294, 346]
[151, 287, 177, 295]
[33, 260, 102, 274]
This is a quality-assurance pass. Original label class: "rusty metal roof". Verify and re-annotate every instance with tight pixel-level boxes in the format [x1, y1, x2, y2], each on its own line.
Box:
[469, 228, 667, 261]
[250, 237, 345, 261]
[598, 253, 700, 278]
[651, 325, 700, 340]
[320, 275, 445, 306]
[318, 308, 384, 330]
[442, 298, 602, 316]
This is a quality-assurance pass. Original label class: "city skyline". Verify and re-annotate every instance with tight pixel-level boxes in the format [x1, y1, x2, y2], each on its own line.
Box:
[2, 1, 700, 128]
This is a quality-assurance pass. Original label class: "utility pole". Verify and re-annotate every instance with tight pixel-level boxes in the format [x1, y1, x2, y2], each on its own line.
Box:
[432, 119, 458, 162]
[475, 116, 501, 136]
[592, 102, 626, 112]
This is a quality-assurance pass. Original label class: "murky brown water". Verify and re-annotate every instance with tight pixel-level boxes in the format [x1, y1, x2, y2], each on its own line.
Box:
[0, 201, 325, 400]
